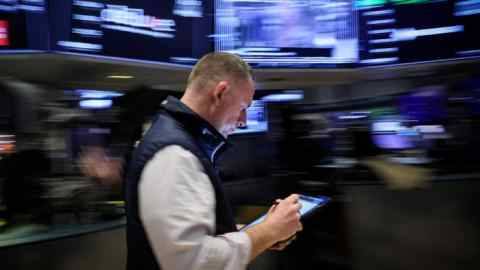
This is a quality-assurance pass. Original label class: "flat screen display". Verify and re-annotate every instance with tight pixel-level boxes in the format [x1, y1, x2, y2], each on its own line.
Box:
[0, 0, 49, 52]
[371, 120, 417, 150]
[214, 0, 359, 68]
[357, 0, 480, 65]
[3, 0, 480, 67]
[233, 100, 268, 134]
[50, 0, 213, 65]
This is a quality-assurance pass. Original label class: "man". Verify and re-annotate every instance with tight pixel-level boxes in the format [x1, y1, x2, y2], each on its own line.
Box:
[125, 52, 302, 270]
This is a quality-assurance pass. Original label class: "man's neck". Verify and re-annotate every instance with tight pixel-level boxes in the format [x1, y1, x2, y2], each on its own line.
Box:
[180, 92, 215, 128]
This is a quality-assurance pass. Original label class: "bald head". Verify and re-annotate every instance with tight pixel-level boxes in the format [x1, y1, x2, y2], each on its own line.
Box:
[186, 52, 253, 92]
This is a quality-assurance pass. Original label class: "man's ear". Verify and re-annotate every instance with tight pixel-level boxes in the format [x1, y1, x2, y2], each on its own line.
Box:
[212, 81, 229, 106]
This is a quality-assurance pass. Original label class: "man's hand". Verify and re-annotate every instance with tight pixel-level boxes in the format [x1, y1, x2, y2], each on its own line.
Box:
[268, 207, 304, 251]
[263, 194, 303, 242]
[79, 146, 123, 186]
[245, 194, 303, 260]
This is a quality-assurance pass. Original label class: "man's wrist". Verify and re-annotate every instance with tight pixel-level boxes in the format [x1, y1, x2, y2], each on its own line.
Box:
[254, 221, 278, 244]
[245, 221, 278, 261]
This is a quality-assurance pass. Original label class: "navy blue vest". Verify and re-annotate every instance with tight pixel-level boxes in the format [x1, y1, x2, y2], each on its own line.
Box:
[125, 96, 237, 270]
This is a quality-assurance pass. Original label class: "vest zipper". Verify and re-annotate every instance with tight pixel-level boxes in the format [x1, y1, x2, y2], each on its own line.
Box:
[211, 141, 225, 163]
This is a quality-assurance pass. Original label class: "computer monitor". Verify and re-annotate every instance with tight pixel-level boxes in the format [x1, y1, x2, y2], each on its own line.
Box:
[0, 0, 49, 52]
[214, 0, 359, 68]
[233, 100, 268, 134]
[76, 89, 123, 110]
[357, 0, 480, 65]
[371, 120, 417, 150]
[398, 86, 447, 125]
[50, 0, 213, 65]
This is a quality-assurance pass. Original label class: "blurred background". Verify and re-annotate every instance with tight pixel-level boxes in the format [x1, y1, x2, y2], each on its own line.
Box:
[1, 0, 480, 270]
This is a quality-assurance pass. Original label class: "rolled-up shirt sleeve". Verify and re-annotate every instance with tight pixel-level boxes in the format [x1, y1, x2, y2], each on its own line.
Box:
[139, 145, 251, 270]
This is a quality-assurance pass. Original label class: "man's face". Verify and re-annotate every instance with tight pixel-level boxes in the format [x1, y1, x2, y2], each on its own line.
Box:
[215, 78, 255, 137]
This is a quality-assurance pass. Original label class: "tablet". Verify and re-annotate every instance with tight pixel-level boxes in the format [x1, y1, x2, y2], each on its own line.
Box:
[240, 195, 330, 231]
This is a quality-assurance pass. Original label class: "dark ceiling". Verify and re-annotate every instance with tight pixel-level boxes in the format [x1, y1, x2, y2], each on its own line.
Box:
[1, 53, 479, 92]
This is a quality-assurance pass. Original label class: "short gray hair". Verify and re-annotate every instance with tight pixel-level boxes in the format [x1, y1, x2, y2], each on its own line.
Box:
[187, 52, 253, 91]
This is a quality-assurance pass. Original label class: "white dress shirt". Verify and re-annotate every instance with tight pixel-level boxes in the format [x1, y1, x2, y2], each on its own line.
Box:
[139, 145, 252, 270]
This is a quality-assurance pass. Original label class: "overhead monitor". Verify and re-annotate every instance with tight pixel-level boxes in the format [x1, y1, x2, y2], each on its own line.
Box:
[50, 0, 213, 65]
[357, 0, 480, 65]
[4, 0, 480, 68]
[0, 0, 49, 52]
[214, 0, 359, 68]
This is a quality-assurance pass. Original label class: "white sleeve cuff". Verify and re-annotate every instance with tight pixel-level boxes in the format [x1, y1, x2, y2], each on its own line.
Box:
[218, 231, 252, 270]
[194, 231, 251, 270]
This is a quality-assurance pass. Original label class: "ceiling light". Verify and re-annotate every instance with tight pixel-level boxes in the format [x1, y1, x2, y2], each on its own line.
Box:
[107, 75, 134, 79]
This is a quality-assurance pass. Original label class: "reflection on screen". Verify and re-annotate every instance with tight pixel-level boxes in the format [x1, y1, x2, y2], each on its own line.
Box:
[299, 199, 320, 215]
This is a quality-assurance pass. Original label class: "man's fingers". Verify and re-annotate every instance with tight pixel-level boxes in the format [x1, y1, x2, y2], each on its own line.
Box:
[268, 199, 282, 214]
[267, 204, 276, 214]
[285, 194, 299, 203]
[295, 202, 302, 212]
